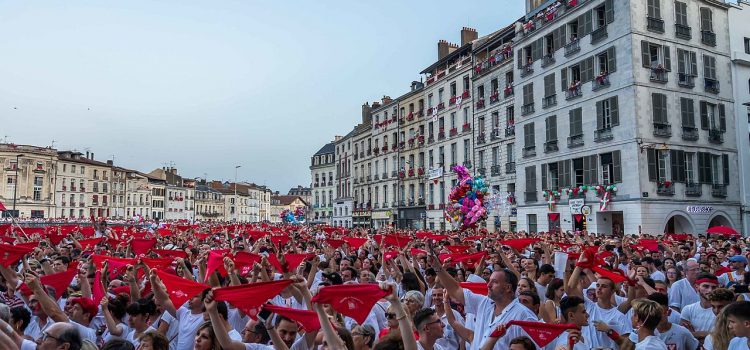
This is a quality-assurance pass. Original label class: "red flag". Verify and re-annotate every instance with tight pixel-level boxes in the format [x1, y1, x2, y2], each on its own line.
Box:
[410, 248, 428, 257]
[16, 241, 40, 250]
[154, 269, 208, 308]
[270, 236, 291, 247]
[79, 226, 95, 237]
[506, 320, 579, 347]
[325, 239, 346, 249]
[591, 266, 633, 285]
[213, 280, 294, 316]
[232, 252, 262, 276]
[636, 239, 659, 252]
[439, 251, 487, 265]
[281, 254, 314, 273]
[92, 271, 106, 302]
[445, 245, 472, 254]
[47, 233, 67, 246]
[204, 250, 230, 282]
[374, 234, 410, 249]
[152, 249, 187, 259]
[311, 284, 390, 324]
[498, 238, 540, 251]
[0, 201, 6, 211]
[263, 305, 321, 332]
[19, 262, 79, 300]
[0, 243, 35, 267]
[78, 238, 104, 250]
[426, 234, 450, 242]
[460, 282, 488, 295]
[342, 237, 368, 250]
[131, 238, 157, 255]
[383, 251, 400, 261]
[91, 255, 136, 280]
[141, 257, 174, 271]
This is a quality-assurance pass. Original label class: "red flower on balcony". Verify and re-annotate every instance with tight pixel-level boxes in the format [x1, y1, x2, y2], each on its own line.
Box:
[418, 135, 425, 144]
[417, 167, 424, 176]
[373, 148, 380, 155]
[428, 204, 435, 210]
[449, 127, 458, 136]
[408, 168, 415, 177]
[437, 102, 445, 110]
[407, 112, 414, 121]
[490, 91, 500, 102]
[408, 138, 415, 146]
[382, 145, 388, 152]
[449, 96, 457, 105]
[462, 90, 470, 98]
[476, 98, 485, 108]
[391, 143, 398, 150]
[462, 123, 471, 131]
[398, 171, 405, 179]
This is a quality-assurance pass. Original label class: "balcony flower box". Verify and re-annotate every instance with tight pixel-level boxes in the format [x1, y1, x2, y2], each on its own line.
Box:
[504, 85, 514, 97]
[462, 90, 470, 98]
[490, 91, 500, 103]
[399, 141, 405, 149]
[476, 98, 485, 109]
[462, 123, 471, 132]
[417, 168, 424, 176]
[408, 139, 415, 147]
[391, 143, 398, 151]
[437, 102, 445, 110]
[382, 145, 388, 152]
[398, 171, 405, 179]
[438, 131, 446, 140]
[406, 112, 414, 121]
[373, 148, 380, 155]
[449, 127, 457, 137]
[428, 204, 435, 210]
[449, 96, 457, 105]
[427, 108, 433, 116]
[408, 169, 415, 177]
[418, 135, 425, 144]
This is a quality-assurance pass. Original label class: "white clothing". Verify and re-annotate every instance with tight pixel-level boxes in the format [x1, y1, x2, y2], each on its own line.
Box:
[23, 316, 54, 341]
[436, 308, 465, 350]
[228, 308, 251, 334]
[583, 297, 629, 349]
[126, 326, 157, 347]
[417, 342, 446, 350]
[244, 336, 311, 350]
[680, 302, 715, 332]
[554, 329, 592, 350]
[719, 271, 745, 287]
[536, 281, 548, 303]
[229, 329, 243, 341]
[462, 289, 537, 350]
[668, 279, 699, 311]
[21, 339, 37, 350]
[71, 320, 97, 343]
[158, 311, 180, 350]
[102, 322, 132, 343]
[657, 324, 699, 350]
[729, 337, 750, 350]
[651, 270, 666, 282]
[636, 335, 668, 350]
[176, 307, 205, 350]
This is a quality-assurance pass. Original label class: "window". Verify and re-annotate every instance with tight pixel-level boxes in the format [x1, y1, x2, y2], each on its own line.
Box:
[505, 71, 514, 86]
[567, 19, 579, 40]
[463, 139, 470, 163]
[647, 0, 661, 18]
[596, 96, 619, 129]
[641, 41, 671, 69]
[573, 158, 584, 187]
[492, 147, 499, 166]
[507, 144, 514, 163]
[675, 2, 688, 26]
[438, 88, 444, 103]
[569, 108, 583, 137]
[525, 166, 537, 195]
[677, 49, 697, 80]
[450, 143, 457, 165]
[594, 4, 607, 28]
[450, 113, 456, 129]
[528, 214, 538, 233]
[478, 150, 485, 170]
[647, 149, 670, 181]
[478, 85, 485, 98]
[545, 116, 557, 142]
[700, 101, 726, 131]
[544, 74, 555, 98]
[450, 82, 457, 97]
[745, 38, 750, 54]
[522, 83, 534, 106]
[524, 123, 535, 148]
[681, 98, 695, 128]
[428, 94, 433, 108]
[652, 93, 668, 124]
[599, 151, 622, 183]
[703, 55, 716, 80]
[700, 7, 713, 32]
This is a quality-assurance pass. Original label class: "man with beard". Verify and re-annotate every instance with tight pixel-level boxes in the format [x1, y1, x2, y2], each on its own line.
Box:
[680, 272, 719, 340]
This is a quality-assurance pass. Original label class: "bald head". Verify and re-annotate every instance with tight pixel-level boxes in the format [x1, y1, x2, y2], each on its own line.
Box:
[685, 260, 700, 282]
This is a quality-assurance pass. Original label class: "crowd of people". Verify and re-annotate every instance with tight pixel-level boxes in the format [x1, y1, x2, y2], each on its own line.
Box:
[0, 219, 748, 350]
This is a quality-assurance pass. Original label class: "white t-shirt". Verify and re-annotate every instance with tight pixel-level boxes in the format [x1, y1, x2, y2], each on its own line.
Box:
[651, 270, 666, 282]
[71, 320, 97, 343]
[636, 335, 668, 350]
[126, 326, 157, 347]
[102, 322, 132, 343]
[437, 308, 465, 350]
[244, 336, 312, 350]
[554, 329, 591, 350]
[158, 311, 180, 350]
[583, 297, 629, 349]
[719, 271, 745, 287]
[176, 307, 205, 350]
[729, 337, 750, 350]
[462, 290, 538, 350]
[657, 324, 699, 350]
[668, 279, 699, 311]
[228, 308, 251, 334]
[229, 329, 243, 341]
[680, 302, 715, 332]
[23, 316, 54, 341]
[417, 342, 446, 350]
[536, 281, 548, 303]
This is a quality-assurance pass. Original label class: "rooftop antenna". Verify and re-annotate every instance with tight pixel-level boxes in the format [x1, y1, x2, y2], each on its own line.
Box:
[51, 140, 56, 148]
[2, 135, 8, 143]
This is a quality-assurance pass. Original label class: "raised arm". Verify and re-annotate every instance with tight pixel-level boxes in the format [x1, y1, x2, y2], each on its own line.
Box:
[429, 253, 465, 305]
[25, 272, 68, 322]
[380, 282, 417, 350]
[204, 290, 247, 350]
[148, 270, 177, 317]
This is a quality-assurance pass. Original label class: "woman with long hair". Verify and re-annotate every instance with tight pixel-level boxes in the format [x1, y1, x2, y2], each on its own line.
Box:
[704, 306, 732, 350]
[194, 321, 221, 350]
[136, 331, 169, 350]
[517, 277, 536, 296]
[541, 278, 564, 323]
[665, 267, 681, 288]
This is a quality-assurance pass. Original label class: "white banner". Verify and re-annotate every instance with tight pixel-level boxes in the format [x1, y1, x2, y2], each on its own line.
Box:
[569, 198, 584, 214]
[428, 167, 444, 180]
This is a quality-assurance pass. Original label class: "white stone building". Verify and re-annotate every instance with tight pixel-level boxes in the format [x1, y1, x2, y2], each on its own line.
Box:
[310, 140, 336, 224]
[352, 104, 374, 228]
[395, 82, 427, 229]
[728, 1, 750, 236]
[370, 97, 400, 228]
[514, 0, 741, 235]
[333, 128, 356, 228]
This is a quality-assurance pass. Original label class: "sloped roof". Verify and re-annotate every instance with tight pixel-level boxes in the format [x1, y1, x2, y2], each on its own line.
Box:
[313, 142, 335, 156]
[271, 195, 308, 206]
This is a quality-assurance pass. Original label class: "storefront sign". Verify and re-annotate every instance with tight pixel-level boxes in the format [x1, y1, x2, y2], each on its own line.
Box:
[371, 211, 391, 220]
[569, 199, 585, 214]
[687, 206, 713, 214]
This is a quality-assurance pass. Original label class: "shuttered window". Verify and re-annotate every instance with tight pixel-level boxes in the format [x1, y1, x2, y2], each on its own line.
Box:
[670, 150, 686, 182]
[523, 83, 534, 105]
[559, 160, 571, 188]
[700, 7, 713, 32]
[524, 123, 535, 148]
[647, 0, 661, 18]
[703, 55, 716, 79]
[583, 155, 598, 185]
[723, 154, 730, 185]
[569, 108, 583, 136]
[525, 166, 537, 192]
[680, 98, 695, 128]
[652, 93, 668, 124]
[675, 2, 688, 26]
[545, 116, 557, 142]
[544, 74, 556, 97]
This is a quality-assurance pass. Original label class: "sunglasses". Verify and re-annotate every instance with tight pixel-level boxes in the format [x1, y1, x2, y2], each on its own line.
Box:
[385, 313, 396, 319]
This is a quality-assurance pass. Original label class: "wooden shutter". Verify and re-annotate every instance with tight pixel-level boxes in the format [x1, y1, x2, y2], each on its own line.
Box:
[663, 45, 671, 71]
[577, 13, 586, 38]
[681, 98, 695, 128]
[671, 150, 685, 182]
[524, 123, 535, 148]
[607, 46, 617, 73]
[560, 160, 571, 187]
[641, 41, 651, 68]
[613, 151, 622, 183]
[677, 49, 686, 74]
[518, 49, 524, 69]
[723, 154, 729, 185]
[596, 100, 604, 130]
[526, 166, 536, 192]
[652, 93, 666, 123]
[560, 68, 568, 92]
[549, 116, 557, 141]
[588, 155, 599, 185]
[647, 149, 658, 181]
[583, 10, 593, 36]
[700, 8, 713, 32]
[605, 0, 615, 24]
[698, 152, 711, 183]
[719, 104, 726, 131]
[544, 74, 555, 97]
[700, 101, 709, 130]
[541, 164, 548, 190]
[553, 28, 562, 51]
[610, 97, 619, 126]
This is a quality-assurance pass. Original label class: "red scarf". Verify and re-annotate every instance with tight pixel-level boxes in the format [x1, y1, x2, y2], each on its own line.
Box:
[311, 284, 390, 324]
[154, 269, 209, 308]
[505, 320, 579, 347]
[0, 244, 35, 267]
[263, 305, 321, 331]
[213, 280, 294, 316]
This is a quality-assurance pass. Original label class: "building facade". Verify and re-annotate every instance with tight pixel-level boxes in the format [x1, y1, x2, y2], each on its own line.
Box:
[270, 195, 308, 224]
[370, 97, 400, 228]
[728, 1, 750, 236]
[0, 144, 57, 218]
[395, 83, 427, 229]
[310, 141, 336, 224]
[56, 151, 112, 219]
[513, 0, 740, 235]
[333, 129, 355, 228]
[352, 103, 374, 228]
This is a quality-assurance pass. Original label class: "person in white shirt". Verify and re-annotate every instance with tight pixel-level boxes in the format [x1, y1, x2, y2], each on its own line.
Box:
[718, 256, 747, 287]
[647, 293, 699, 350]
[680, 273, 719, 340]
[726, 301, 750, 350]
[413, 308, 446, 350]
[631, 299, 668, 350]
[553, 296, 591, 350]
[669, 260, 701, 312]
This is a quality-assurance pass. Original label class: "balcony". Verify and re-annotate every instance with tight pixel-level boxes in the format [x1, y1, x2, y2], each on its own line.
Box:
[462, 123, 471, 132]
[490, 92, 500, 104]
[366, 175, 372, 182]
[593, 74, 610, 91]
[449, 96, 457, 106]
[438, 131, 446, 140]
[506, 125, 515, 137]
[398, 141, 405, 149]
[657, 183, 675, 196]
[650, 67, 668, 83]
[712, 184, 727, 197]
[437, 102, 445, 111]
[353, 178, 359, 185]
[704, 78, 720, 94]
[477, 133, 486, 145]
[366, 149, 372, 156]
[491, 165, 501, 176]
[491, 129, 501, 141]
[566, 85, 582, 100]
[522, 146, 536, 158]
[504, 86, 514, 98]
[541, 53, 555, 68]
[391, 170, 398, 178]
[564, 39, 580, 57]
[476, 98, 486, 109]
[701, 30, 716, 47]
[373, 203, 379, 209]
[675, 24, 691, 40]
[682, 127, 699, 141]
[521, 103, 535, 116]
[568, 134, 584, 148]
[544, 140, 559, 153]
[427, 136, 435, 144]
[591, 25, 608, 44]
[594, 128, 613, 142]
[685, 182, 702, 197]
[382, 172, 388, 179]
[359, 152, 365, 158]
[505, 162, 515, 174]
[647, 17, 665, 33]
[540, 94, 559, 112]
[373, 174, 379, 181]
[449, 127, 458, 137]
[520, 64, 534, 78]
[428, 204, 435, 210]
[653, 123, 672, 137]
[62, 186, 67, 191]
[525, 191, 538, 203]
[80, 187, 86, 192]
[678, 74, 695, 88]
[708, 129, 724, 144]
[477, 167, 486, 176]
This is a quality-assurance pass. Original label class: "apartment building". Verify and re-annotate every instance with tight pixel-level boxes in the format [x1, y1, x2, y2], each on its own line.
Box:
[395, 82, 427, 229]
[311, 141, 336, 224]
[333, 129, 355, 228]
[370, 97, 400, 228]
[352, 103, 374, 228]
[728, 1, 750, 236]
[0, 144, 57, 218]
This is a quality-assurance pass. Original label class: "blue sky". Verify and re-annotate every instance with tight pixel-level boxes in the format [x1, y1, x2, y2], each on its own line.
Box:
[0, 1, 524, 192]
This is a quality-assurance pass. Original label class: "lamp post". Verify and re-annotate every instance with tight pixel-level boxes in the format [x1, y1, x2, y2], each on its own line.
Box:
[12, 154, 24, 218]
[234, 165, 241, 222]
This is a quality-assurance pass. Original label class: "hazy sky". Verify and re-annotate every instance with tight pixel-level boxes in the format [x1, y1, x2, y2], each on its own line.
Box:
[0, 1, 524, 192]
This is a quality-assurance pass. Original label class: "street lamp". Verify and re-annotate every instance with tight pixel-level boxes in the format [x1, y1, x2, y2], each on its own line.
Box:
[12, 154, 24, 218]
[234, 165, 241, 222]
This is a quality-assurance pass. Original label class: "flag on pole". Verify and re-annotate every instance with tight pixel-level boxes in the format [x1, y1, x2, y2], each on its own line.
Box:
[0, 201, 6, 211]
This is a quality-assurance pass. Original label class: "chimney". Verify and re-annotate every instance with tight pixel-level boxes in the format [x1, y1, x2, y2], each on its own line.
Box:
[361, 102, 371, 123]
[448, 42, 459, 55]
[411, 81, 424, 91]
[107, 160, 113, 166]
[438, 40, 451, 60]
[86, 151, 90, 159]
[381, 95, 392, 106]
[90, 152, 94, 160]
[461, 27, 478, 46]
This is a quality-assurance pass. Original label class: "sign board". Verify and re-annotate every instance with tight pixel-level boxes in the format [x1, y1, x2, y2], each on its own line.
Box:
[428, 167, 444, 180]
[569, 199, 585, 214]
[687, 206, 713, 214]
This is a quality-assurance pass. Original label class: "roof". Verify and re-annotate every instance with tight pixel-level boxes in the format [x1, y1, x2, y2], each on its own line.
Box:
[472, 21, 518, 53]
[271, 195, 308, 206]
[57, 151, 111, 167]
[420, 43, 473, 74]
[313, 142, 335, 156]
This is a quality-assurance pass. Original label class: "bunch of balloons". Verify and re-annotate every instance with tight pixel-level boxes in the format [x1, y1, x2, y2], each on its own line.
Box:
[279, 208, 305, 224]
[446, 165, 489, 230]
